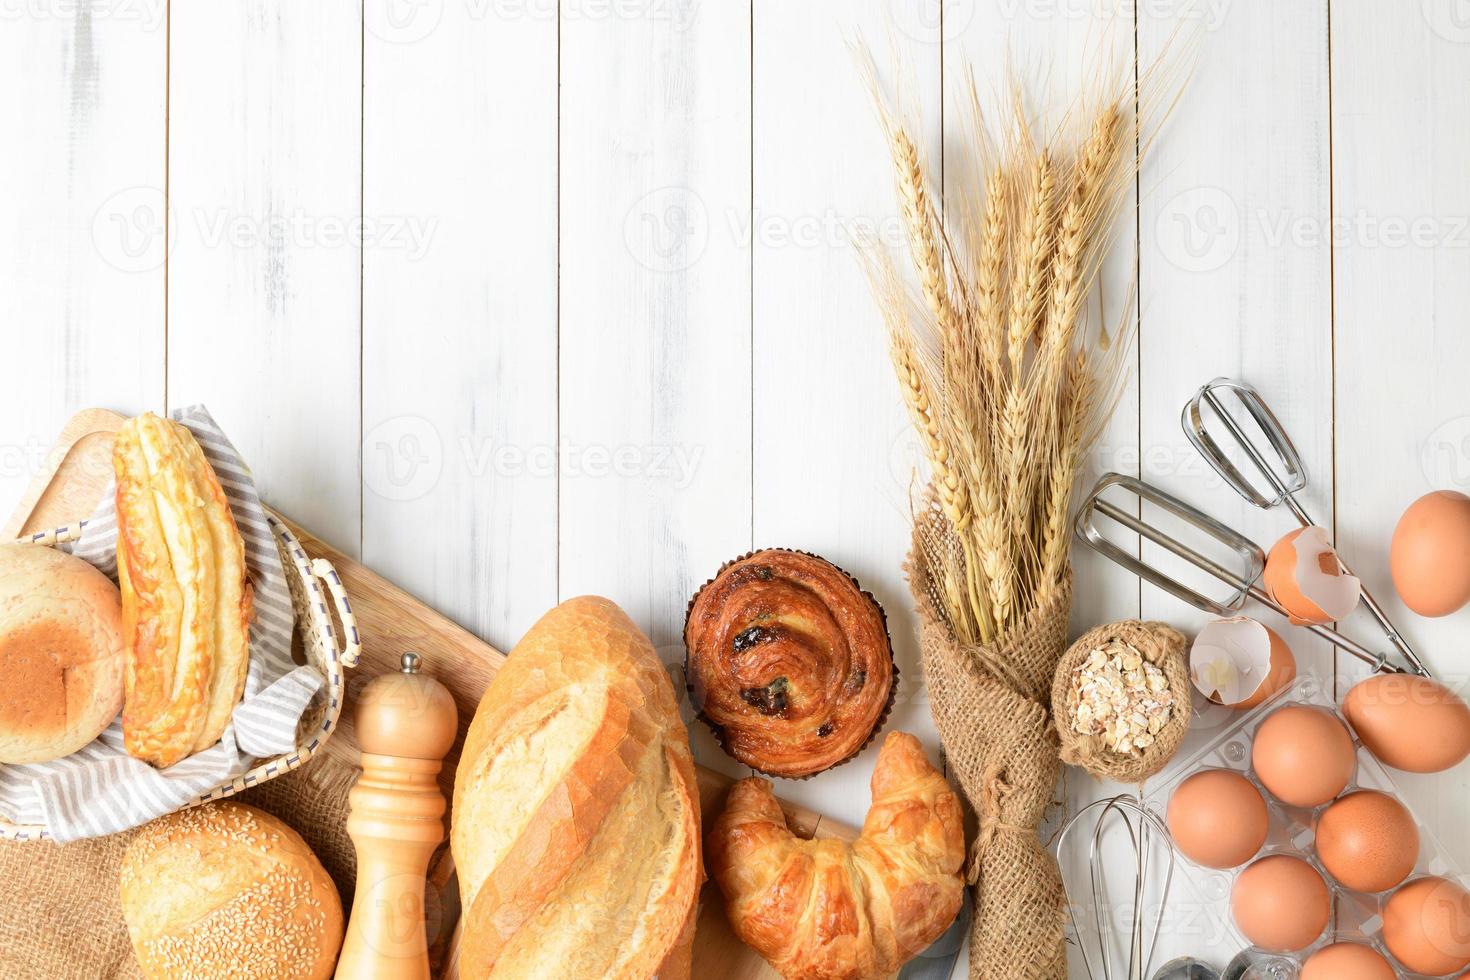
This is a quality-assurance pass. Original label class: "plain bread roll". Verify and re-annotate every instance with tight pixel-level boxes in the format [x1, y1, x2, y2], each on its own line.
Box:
[0, 542, 125, 764]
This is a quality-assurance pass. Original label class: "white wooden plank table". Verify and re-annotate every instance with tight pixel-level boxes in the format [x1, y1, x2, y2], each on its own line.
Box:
[7, 2, 1470, 975]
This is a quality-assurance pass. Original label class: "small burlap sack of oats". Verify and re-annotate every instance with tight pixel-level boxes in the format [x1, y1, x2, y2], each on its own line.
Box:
[1052, 620, 1190, 783]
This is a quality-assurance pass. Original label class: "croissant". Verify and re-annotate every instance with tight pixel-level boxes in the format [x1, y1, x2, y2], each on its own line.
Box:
[707, 731, 965, 980]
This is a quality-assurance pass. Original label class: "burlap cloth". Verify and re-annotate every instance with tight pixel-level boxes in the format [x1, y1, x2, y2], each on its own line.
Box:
[908, 532, 1073, 980]
[1052, 620, 1191, 784]
[0, 756, 359, 977]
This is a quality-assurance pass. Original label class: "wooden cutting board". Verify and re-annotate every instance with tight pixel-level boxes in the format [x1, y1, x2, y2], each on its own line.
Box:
[5, 408, 858, 980]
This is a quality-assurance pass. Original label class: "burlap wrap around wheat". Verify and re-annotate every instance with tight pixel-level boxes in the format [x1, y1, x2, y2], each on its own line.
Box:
[0, 759, 361, 978]
[908, 530, 1072, 980]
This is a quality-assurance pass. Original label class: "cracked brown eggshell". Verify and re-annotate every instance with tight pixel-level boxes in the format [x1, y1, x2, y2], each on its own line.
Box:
[1190, 617, 1296, 710]
[1263, 526, 1361, 627]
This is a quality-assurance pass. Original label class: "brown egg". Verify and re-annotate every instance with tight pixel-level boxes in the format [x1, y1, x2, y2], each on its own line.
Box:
[1231, 855, 1330, 952]
[1300, 943, 1395, 980]
[1343, 673, 1470, 773]
[1316, 790, 1419, 893]
[1384, 876, 1470, 975]
[1167, 769, 1269, 869]
[1251, 705, 1356, 808]
[1391, 490, 1470, 616]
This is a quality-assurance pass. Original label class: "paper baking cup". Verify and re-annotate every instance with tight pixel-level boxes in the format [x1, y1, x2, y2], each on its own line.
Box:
[683, 547, 897, 780]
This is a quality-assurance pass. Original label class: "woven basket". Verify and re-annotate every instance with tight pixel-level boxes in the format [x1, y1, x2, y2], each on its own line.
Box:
[0, 511, 361, 841]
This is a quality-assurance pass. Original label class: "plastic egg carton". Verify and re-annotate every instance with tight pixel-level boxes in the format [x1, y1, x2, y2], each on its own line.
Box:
[1140, 671, 1470, 979]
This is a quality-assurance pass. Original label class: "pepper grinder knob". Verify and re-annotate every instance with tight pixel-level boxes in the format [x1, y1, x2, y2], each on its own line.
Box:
[353, 651, 456, 759]
[335, 652, 458, 979]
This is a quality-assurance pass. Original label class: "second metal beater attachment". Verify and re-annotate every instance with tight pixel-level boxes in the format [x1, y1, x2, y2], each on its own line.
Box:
[1181, 377, 1429, 676]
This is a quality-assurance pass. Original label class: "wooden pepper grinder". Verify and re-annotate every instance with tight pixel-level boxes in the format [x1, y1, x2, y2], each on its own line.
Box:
[336, 652, 458, 979]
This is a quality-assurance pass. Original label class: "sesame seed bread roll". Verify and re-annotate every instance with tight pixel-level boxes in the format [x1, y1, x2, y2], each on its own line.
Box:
[0, 543, 125, 763]
[451, 596, 702, 980]
[120, 801, 343, 980]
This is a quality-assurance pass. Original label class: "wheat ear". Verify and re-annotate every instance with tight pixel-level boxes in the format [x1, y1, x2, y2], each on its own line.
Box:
[890, 333, 993, 634]
[1040, 351, 1096, 596]
[1033, 106, 1122, 597]
[889, 335, 968, 530]
[891, 129, 965, 359]
[1041, 106, 1122, 359]
[974, 165, 1009, 387]
[1000, 149, 1058, 546]
[891, 127, 1008, 638]
[948, 166, 1014, 633]
[1007, 150, 1057, 373]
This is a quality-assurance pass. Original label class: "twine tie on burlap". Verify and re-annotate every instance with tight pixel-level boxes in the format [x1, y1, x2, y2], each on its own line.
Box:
[966, 764, 1027, 885]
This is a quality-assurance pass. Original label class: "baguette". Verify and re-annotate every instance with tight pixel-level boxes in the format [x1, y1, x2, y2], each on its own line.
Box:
[115, 413, 250, 767]
[451, 596, 702, 979]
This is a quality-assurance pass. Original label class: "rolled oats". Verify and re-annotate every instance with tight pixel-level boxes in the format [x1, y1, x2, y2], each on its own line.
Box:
[1065, 638, 1175, 756]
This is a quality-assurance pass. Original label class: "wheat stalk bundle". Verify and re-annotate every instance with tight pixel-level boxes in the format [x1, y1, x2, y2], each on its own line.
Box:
[857, 49, 1183, 977]
[861, 61, 1159, 648]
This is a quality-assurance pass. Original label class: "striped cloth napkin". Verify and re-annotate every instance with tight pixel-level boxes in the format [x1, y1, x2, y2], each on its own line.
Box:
[0, 406, 323, 842]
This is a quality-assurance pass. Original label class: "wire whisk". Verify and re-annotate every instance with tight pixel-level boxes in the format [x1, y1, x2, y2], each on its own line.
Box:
[1057, 795, 1176, 980]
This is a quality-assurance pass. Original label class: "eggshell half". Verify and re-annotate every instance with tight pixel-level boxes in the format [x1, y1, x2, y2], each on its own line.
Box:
[1167, 769, 1269, 869]
[1301, 943, 1395, 980]
[1231, 855, 1330, 953]
[1263, 526, 1361, 626]
[1251, 704, 1356, 808]
[1391, 490, 1470, 617]
[1190, 617, 1296, 709]
[1384, 876, 1470, 976]
[1316, 790, 1419, 893]
[1343, 673, 1470, 774]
